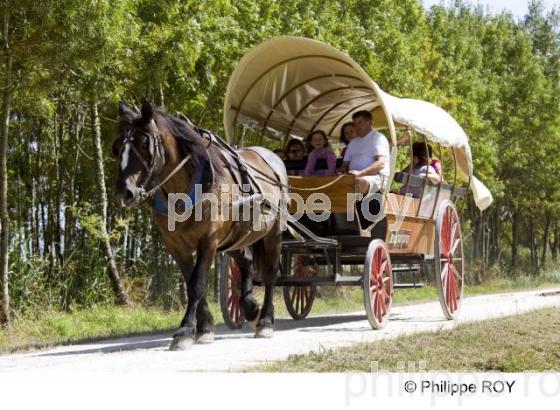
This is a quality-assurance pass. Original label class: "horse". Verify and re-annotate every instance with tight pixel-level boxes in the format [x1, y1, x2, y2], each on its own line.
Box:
[112, 101, 288, 350]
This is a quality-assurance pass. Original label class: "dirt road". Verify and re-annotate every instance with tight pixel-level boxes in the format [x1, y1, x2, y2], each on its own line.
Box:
[1, 288, 559, 372]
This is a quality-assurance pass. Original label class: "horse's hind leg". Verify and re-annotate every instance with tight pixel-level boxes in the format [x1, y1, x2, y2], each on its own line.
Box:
[195, 296, 215, 344]
[254, 225, 281, 338]
[229, 249, 260, 325]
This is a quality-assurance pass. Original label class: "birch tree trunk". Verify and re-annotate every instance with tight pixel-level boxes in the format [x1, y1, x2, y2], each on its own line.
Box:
[0, 3, 12, 326]
[90, 98, 129, 305]
[511, 211, 519, 270]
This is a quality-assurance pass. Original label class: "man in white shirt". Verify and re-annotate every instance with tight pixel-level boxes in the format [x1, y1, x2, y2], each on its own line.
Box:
[340, 110, 390, 195]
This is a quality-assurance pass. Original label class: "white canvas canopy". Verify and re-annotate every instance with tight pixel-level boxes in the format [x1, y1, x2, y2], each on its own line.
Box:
[223, 36, 493, 211]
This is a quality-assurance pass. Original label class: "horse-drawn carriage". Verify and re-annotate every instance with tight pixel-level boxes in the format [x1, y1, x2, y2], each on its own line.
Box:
[219, 36, 493, 330]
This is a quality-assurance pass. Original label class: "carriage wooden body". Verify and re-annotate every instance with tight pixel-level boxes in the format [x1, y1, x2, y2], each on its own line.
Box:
[218, 37, 493, 329]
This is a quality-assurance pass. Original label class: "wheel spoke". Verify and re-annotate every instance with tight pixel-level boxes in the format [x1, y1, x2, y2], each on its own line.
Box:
[233, 299, 239, 322]
[445, 268, 452, 306]
[382, 287, 391, 299]
[449, 273, 457, 312]
[451, 236, 461, 255]
[302, 287, 309, 310]
[376, 293, 384, 322]
[450, 264, 462, 282]
[380, 259, 387, 275]
[373, 293, 380, 322]
[441, 210, 451, 253]
[441, 262, 449, 281]
[450, 221, 457, 249]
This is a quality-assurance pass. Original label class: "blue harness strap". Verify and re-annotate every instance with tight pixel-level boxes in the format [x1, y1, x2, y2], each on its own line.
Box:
[153, 156, 209, 216]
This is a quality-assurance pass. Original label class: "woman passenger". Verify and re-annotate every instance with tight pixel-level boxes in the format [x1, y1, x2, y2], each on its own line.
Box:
[284, 139, 306, 176]
[399, 142, 440, 198]
[339, 122, 356, 158]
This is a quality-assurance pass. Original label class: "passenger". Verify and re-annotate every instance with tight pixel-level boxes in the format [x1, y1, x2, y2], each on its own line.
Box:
[285, 139, 306, 160]
[303, 130, 337, 176]
[273, 148, 287, 160]
[399, 142, 440, 198]
[398, 129, 443, 180]
[284, 138, 306, 176]
[339, 122, 356, 158]
[339, 110, 390, 195]
[426, 144, 443, 179]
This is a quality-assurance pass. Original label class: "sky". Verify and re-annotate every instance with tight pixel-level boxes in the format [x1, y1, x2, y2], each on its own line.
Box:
[422, 0, 560, 18]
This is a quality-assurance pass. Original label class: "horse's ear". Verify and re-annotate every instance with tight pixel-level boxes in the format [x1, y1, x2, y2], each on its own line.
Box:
[140, 100, 154, 123]
[119, 101, 137, 121]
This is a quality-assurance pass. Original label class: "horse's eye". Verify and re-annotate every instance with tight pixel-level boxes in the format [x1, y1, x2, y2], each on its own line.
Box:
[142, 137, 149, 150]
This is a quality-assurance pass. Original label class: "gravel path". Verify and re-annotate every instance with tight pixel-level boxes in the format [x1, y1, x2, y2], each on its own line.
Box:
[1, 288, 559, 372]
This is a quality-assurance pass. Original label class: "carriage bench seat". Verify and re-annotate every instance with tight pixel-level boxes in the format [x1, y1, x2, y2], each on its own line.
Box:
[394, 171, 468, 198]
[287, 174, 355, 214]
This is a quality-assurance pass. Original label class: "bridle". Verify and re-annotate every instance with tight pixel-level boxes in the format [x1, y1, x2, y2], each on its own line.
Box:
[117, 125, 192, 200]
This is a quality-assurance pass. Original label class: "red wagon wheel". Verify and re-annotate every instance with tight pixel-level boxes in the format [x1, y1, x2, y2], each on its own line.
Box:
[363, 239, 393, 329]
[219, 254, 246, 329]
[283, 255, 317, 320]
[435, 200, 464, 319]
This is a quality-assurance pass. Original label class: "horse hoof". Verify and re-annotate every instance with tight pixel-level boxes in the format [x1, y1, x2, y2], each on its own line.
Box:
[254, 326, 274, 339]
[247, 308, 261, 330]
[195, 332, 215, 344]
[169, 336, 194, 351]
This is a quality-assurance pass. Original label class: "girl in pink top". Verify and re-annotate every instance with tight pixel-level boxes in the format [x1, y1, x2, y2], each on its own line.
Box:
[427, 144, 443, 179]
[303, 131, 337, 176]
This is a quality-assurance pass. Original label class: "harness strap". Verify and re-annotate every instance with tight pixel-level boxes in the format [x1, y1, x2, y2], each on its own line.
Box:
[152, 155, 209, 216]
[196, 126, 260, 195]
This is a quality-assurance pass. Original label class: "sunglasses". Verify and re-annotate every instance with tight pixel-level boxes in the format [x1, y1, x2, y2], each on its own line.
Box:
[289, 149, 302, 153]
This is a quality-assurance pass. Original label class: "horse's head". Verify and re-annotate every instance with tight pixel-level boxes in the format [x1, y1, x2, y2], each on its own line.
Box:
[113, 101, 166, 207]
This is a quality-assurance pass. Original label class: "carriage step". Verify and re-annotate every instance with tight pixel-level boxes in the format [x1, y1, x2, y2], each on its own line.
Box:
[334, 275, 362, 285]
[392, 265, 421, 273]
[282, 239, 340, 250]
[393, 283, 424, 288]
[272, 275, 362, 286]
[275, 276, 337, 286]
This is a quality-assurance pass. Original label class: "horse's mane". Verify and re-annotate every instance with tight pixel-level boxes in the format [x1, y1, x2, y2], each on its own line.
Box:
[152, 109, 213, 163]
[119, 107, 224, 178]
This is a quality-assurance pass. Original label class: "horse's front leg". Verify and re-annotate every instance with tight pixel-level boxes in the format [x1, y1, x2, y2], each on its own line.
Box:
[170, 239, 216, 351]
[176, 253, 215, 344]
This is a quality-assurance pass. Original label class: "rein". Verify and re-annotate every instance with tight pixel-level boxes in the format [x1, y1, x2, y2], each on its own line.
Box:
[140, 154, 192, 200]
[196, 126, 349, 192]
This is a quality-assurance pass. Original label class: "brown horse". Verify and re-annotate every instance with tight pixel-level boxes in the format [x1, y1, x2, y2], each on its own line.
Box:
[113, 101, 288, 350]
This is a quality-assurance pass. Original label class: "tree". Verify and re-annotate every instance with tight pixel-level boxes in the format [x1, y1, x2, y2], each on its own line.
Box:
[0, 0, 13, 326]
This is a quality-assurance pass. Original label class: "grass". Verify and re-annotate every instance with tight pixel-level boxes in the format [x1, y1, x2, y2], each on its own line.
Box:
[1, 274, 558, 355]
[0, 306, 183, 354]
[254, 307, 560, 372]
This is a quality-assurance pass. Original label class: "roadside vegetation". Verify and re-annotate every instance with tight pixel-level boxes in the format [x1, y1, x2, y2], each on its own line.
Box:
[2, 0, 560, 330]
[2, 272, 558, 354]
[254, 307, 560, 372]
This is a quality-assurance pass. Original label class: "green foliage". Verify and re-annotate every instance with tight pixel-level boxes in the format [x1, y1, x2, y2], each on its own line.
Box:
[2, 0, 560, 317]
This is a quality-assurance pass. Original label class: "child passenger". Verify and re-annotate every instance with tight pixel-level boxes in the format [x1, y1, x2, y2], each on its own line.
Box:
[303, 130, 337, 176]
